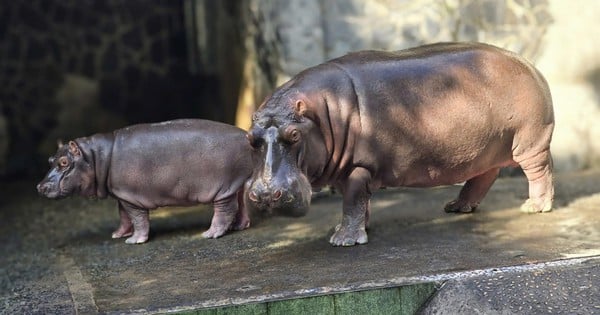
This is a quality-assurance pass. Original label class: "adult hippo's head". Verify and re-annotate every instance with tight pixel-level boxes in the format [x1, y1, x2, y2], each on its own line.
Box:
[246, 88, 327, 217]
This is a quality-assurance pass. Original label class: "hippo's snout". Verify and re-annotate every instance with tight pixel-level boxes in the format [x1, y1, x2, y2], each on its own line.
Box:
[248, 187, 283, 204]
[247, 176, 311, 217]
[36, 180, 62, 199]
[247, 180, 288, 210]
[37, 181, 49, 195]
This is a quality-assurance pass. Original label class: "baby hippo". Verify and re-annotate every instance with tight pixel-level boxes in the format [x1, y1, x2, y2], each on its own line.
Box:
[37, 119, 254, 244]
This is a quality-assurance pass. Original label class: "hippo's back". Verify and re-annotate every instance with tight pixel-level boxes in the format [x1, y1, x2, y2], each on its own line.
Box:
[117, 119, 246, 145]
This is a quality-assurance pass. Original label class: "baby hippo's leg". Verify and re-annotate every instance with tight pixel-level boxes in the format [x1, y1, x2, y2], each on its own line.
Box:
[112, 202, 134, 238]
[202, 195, 238, 238]
[119, 201, 150, 244]
[444, 168, 500, 213]
[231, 190, 250, 231]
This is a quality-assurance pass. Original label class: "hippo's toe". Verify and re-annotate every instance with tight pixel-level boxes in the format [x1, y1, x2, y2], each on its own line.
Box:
[125, 234, 148, 244]
[520, 198, 553, 213]
[111, 226, 134, 239]
[444, 199, 477, 213]
[202, 225, 229, 239]
[329, 224, 368, 246]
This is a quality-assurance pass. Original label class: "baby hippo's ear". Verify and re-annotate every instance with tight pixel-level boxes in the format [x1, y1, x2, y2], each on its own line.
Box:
[68, 141, 81, 156]
[57, 139, 64, 148]
[294, 100, 307, 116]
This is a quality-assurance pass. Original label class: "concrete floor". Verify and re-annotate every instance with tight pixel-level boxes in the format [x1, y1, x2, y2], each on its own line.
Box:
[1, 171, 599, 314]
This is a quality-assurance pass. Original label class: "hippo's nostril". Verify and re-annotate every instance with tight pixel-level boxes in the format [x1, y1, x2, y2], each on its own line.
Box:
[273, 190, 282, 201]
[248, 191, 259, 202]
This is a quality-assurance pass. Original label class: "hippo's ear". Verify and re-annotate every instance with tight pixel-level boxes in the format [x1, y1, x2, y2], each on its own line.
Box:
[68, 141, 81, 157]
[57, 139, 64, 148]
[294, 100, 307, 116]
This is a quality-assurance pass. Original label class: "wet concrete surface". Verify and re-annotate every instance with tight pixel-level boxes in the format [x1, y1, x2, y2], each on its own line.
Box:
[1, 170, 599, 313]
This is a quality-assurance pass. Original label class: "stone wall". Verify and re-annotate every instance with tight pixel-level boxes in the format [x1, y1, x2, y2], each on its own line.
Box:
[2, 0, 598, 177]
[234, 0, 553, 128]
[234, 0, 600, 172]
[535, 0, 600, 171]
[0, 1, 221, 177]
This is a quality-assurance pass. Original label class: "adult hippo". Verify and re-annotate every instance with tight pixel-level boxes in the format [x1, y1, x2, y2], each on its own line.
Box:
[246, 42, 554, 246]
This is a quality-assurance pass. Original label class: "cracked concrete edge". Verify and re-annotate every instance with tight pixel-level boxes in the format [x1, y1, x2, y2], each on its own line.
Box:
[118, 256, 599, 315]
[420, 255, 600, 314]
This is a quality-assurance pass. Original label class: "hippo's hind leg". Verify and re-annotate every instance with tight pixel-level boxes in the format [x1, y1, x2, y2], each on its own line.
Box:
[119, 201, 151, 244]
[515, 149, 554, 213]
[203, 194, 238, 239]
[329, 167, 371, 246]
[112, 202, 134, 239]
[512, 121, 554, 213]
[444, 168, 500, 213]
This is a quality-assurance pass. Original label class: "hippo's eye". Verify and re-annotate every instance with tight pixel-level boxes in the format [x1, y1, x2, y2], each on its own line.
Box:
[285, 128, 301, 143]
[58, 157, 69, 168]
[48, 157, 55, 165]
[290, 130, 300, 142]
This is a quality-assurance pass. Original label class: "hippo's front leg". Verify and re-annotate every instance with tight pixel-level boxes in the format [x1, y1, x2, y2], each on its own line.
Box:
[231, 190, 251, 231]
[329, 167, 371, 246]
[119, 201, 150, 244]
[112, 202, 134, 238]
[202, 195, 239, 238]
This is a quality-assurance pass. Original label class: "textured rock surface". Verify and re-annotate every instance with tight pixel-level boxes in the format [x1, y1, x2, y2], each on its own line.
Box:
[0, 111, 7, 175]
[0, 1, 217, 177]
[232, 0, 600, 173]
[535, 1, 600, 171]
[1, 0, 598, 177]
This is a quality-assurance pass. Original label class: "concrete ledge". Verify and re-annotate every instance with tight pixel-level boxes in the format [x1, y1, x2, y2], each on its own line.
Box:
[183, 283, 436, 315]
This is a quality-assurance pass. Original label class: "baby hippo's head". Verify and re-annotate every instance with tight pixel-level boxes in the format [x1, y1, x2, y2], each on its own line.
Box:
[37, 141, 96, 199]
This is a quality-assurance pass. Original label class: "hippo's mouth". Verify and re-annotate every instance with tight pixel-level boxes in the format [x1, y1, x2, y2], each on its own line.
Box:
[252, 196, 309, 217]
[248, 190, 307, 215]
[253, 201, 311, 218]
[247, 175, 313, 217]
[37, 181, 70, 200]
[41, 189, 69, 200]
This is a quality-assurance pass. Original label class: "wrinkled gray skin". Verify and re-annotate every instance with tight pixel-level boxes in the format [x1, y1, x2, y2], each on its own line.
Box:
[247, 42, 554, 246]
[37, 119, 254, 244]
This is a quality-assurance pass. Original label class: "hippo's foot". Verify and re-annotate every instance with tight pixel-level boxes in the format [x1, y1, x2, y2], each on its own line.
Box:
[231, 216, 250, 231]
[520, 198, 552, 213]
[125, 234, 148, 244]
[202, 224, 229, 239]
[329, 224, 368, 246]
[111, 226, 133, 239]
[444, 199, 478, 213]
